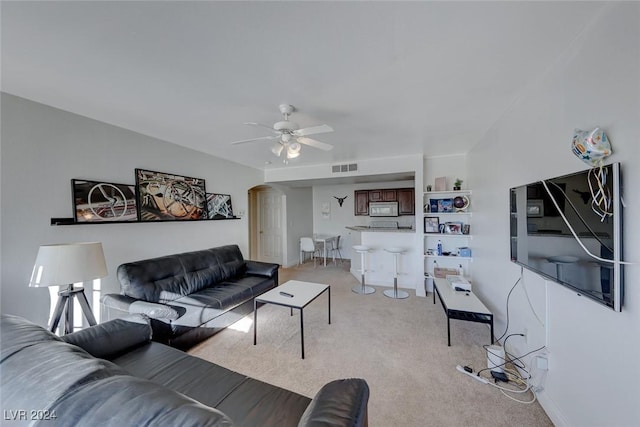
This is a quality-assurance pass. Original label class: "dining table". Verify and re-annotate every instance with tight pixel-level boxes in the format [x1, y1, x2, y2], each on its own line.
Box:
[313, 234, 339, 267]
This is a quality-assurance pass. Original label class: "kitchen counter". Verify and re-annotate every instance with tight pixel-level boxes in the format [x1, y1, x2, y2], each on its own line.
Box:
[346, 226, 418, 292]
[346, 226, 415, 233]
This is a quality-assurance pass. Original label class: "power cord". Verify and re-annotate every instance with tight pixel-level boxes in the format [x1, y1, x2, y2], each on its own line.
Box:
[542, 179, 635, 265]
[495, 268, 523, 342]
[469, 342, 546, 404]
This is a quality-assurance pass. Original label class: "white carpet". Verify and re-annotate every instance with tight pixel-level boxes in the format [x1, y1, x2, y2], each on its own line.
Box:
[190, 261, 552, 427]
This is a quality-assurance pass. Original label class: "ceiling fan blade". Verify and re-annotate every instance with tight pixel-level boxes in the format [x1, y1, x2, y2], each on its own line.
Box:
[245, 122, 276, 132]
[293, 124, 333, 137]
[297, 137, 333, 151]
[230, 135, 279, 145]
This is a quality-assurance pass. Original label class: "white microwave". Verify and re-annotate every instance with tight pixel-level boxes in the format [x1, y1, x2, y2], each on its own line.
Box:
[369, 202, 399, 217]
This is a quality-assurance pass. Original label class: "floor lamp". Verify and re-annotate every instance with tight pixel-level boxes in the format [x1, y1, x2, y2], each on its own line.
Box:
[29, 242, 107, 334]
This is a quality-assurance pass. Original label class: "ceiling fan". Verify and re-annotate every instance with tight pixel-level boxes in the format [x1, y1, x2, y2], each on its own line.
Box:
[230, 104, 333, 163]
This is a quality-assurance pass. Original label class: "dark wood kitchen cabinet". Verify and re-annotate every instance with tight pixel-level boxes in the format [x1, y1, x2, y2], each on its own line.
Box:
[397, 188, 415, 215]
[354, 188, 414, 216]
[368, 189, 397, 202]
[382, 189, 397, 201]
[355, 190, 369, 216]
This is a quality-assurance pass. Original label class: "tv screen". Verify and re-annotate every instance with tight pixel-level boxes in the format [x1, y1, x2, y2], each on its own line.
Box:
[510, 163, 623, 311]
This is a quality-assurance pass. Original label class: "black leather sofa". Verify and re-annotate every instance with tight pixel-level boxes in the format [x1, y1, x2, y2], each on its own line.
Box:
[1, 314, 369, 427]
[101, 245, 278, 349]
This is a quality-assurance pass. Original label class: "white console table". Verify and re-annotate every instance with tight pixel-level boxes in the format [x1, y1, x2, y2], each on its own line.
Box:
[433, 278, 494, 346]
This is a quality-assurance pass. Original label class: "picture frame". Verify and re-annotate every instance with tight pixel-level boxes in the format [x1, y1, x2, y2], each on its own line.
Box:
[206, 193, 234, 219]
[429, 199, 439, 213]
[424, 216, 440, 233]
[434, 176, 447, 191]
[462, 224, 471, 235]
[72, 179, 138, 223]
[438, 198, 454, 213]
[444, 221, 463, 234]
[135, 169, 207, 221]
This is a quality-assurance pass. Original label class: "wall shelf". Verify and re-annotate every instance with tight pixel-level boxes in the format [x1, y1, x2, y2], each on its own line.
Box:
[425, 255, 473, 261]
[425, 233, 473, 238]
[423, 188, 474, 290]
[424, 190, 472, 196]
[423, 211, 471, 216]
[50, 217, 241, 226]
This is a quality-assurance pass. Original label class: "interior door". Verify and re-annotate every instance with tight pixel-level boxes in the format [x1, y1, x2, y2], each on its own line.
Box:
[257, 189, 283, 264]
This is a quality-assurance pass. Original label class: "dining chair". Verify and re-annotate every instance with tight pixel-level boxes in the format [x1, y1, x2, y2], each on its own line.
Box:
[329, 235, 343, 264]
[300, 237, 321, 267]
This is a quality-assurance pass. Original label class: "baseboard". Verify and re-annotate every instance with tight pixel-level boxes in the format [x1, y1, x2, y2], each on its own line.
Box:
[502, 340, 566, 426]
[536, 390, 568, 427]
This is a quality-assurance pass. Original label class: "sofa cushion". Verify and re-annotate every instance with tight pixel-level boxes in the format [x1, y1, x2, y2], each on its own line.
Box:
[118, 254, 189, 303]
[112, 341, 311, 427]
[113, 342, 249, 407]
[43, 375, 234, 427]
[210, 245, 247, 279]
[167, 284, 253, 329]
[1, 314, 233, 427]
[221, 274, 276, 297]
[117, 245, 248, 303]
[216, 377, 311, 427]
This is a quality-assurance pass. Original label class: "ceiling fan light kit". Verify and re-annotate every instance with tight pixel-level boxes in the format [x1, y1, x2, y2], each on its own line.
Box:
[271, 143, 284, 157]
[287, 142, 301, 158]
[230, 104, 334, 164]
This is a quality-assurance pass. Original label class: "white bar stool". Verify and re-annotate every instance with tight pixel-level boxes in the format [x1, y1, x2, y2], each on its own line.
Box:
[352, 245, 375, 294]
[384, 247, 409, 299]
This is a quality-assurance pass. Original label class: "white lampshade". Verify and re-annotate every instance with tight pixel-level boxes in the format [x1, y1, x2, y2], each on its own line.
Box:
[29, 242, 108, 287]
[287, 142, 301, 159]
[271, 143, 284, 156]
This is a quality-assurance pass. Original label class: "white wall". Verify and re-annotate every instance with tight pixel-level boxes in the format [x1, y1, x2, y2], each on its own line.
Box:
[1, 94, 264, 326]
[283, 186, 313, 267]
[423, 154, 468, 193]
[467, 4, 639, 426]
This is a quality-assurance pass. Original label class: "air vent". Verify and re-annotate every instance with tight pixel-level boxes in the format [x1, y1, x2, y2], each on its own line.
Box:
[331, 163, 358, 173]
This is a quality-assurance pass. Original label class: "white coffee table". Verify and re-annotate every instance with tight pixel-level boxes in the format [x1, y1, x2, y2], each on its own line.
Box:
[433, 278, 493, 346]
[253, 280, 330, 359]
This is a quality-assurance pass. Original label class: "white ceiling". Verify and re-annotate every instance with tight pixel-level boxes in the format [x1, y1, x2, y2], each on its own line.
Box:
[1, 1, 605, 171]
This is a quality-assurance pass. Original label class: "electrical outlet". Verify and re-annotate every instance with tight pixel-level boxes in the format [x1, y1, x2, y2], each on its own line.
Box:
[523, 328, 528, 344]
[536, 355, 549, 371]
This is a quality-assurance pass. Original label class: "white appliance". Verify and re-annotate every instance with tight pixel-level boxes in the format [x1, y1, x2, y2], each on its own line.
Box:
[369, 202, 399, 217]
[446, 275, 471, 292]
[487, 345, 506, 373]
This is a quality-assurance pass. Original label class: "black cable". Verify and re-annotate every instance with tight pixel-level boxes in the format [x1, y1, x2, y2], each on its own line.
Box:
[477, 345, 545, 377]
[480, 334, 524, 375]
[504, 345, 545, 375]
[495, 266, 523, 342]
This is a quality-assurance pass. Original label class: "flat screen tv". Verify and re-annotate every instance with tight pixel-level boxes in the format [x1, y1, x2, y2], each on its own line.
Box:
[510, 163, 623, 311]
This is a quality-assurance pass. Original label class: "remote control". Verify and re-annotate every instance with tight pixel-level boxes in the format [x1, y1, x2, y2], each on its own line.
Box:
[279, 291, 294, 298]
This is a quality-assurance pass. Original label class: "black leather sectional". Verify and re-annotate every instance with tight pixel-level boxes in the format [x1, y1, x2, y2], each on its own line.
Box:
[1, 314, 369, 427]
[101, 245, 279, 349]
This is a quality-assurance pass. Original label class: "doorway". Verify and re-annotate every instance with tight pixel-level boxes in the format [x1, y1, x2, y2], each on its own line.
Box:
[248, 186, 285, 265]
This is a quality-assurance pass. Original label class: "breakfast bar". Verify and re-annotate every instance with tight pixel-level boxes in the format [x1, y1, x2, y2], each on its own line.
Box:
[346, 223, 417, 292]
